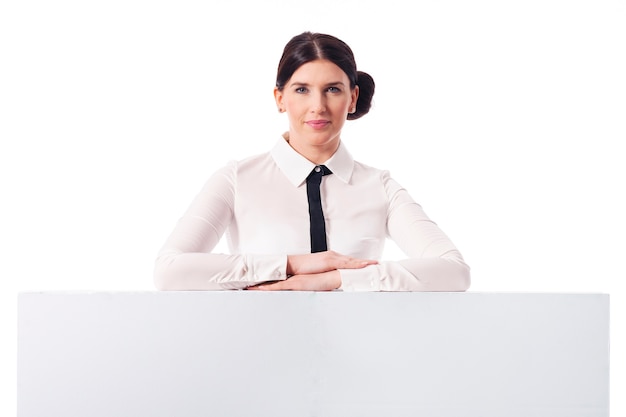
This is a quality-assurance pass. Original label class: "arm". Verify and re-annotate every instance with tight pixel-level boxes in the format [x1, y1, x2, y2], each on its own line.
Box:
[247, 251, 378, 291]
[339, 172, 471, 292]
[153, 163, 376, 291]
[153, 162, 287, 290]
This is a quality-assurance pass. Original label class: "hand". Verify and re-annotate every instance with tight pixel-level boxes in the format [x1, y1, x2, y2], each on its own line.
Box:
[286, 250, 378, 276]
[247, 270, 341, 292]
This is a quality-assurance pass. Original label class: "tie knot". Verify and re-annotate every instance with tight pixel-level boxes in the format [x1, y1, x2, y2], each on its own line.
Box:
[309, 165, 332, 178]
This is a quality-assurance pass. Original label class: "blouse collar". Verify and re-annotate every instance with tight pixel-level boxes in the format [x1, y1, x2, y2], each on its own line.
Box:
[270, 133, 354, 187]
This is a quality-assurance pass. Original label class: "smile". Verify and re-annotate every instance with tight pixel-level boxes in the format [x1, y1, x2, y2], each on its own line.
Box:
[305, 120, 330, 129]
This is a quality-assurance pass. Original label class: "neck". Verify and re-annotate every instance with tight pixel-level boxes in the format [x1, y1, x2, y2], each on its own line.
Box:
[283, 132, 340, 165]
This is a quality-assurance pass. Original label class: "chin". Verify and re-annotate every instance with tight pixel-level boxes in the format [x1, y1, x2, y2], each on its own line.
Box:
[305, 131, 340, 145]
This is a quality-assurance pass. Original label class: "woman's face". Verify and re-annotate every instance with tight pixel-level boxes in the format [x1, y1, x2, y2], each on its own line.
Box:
[274, 59, 359, 158]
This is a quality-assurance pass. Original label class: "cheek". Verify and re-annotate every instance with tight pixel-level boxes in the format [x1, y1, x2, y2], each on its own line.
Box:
[285, 99, 304, 113]
[333, 98, 352, 112]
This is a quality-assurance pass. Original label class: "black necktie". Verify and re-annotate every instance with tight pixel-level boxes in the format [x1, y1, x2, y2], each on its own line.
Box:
[306, 165, 332, 253]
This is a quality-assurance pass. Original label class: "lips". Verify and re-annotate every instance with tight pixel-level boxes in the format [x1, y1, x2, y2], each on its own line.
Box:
[305, 120, 330, 129]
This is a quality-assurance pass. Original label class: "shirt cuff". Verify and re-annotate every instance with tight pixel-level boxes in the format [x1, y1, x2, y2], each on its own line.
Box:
[244, 254, 288, 284]
[338, 266, 381, 291]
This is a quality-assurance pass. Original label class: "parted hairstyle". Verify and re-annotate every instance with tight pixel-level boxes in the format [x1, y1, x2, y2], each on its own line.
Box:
[275, 31, 375, 120]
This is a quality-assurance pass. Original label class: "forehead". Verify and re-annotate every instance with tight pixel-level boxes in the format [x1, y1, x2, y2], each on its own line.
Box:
[289, 59, 349, 84]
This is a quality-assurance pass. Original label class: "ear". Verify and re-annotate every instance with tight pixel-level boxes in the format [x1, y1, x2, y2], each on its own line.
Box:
[274, 87, 285, 112]
[350, 85, 359, 112]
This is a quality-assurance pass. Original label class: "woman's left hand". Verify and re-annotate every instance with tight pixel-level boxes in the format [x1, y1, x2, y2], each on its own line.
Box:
[247, 270, 341, 291]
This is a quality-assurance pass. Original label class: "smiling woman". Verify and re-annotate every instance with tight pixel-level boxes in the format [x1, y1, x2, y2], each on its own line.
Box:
[274, 60, 358, 163]
[153, 31, 470, 292]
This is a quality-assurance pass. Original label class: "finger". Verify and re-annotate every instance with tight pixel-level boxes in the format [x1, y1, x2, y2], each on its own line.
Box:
[247, 281, 288, 291]
[337, 258, 378, 269]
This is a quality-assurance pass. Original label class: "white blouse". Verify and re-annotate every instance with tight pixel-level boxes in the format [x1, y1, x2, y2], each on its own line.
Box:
[154, 137, 470, 291]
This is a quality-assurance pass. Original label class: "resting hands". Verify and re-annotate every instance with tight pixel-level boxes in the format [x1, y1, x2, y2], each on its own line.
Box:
[247, 251, 377, 291]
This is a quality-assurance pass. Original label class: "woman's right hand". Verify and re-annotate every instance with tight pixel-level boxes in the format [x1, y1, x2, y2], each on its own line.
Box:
[286, 250, 378, 276]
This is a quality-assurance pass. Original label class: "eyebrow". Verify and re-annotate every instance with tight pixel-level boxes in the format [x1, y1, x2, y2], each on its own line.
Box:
[288, 81, 347, 88]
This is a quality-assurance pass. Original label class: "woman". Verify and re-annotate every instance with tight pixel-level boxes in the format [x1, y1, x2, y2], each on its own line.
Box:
[154, 31, 470, 292]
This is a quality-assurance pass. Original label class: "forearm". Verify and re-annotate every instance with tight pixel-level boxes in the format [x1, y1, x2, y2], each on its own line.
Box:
[154, 251, 288, 290]
[339, 251, 470, 292]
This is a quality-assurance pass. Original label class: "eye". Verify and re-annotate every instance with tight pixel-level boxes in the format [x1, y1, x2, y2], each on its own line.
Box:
[327, 86, 342, 93]
[295, 86, 308, 93]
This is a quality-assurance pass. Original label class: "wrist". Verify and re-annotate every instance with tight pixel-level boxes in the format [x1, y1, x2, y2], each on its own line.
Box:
[286, 254, 297, 275]
[329, 269, 342, 290]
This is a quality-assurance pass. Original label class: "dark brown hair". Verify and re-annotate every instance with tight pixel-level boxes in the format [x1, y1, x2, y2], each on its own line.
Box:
[276, 31, 375, 120]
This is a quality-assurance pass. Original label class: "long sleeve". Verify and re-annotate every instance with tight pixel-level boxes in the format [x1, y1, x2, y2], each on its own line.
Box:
[154, 139, 470, 292]
[339, 171, 470, 291]
[154, 161, 287, 290]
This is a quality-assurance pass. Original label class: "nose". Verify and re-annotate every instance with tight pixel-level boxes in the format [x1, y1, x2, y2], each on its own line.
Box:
[310, 92, 327, 114]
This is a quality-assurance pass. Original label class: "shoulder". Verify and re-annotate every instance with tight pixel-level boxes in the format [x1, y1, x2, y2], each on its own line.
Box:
[352, 159, 391, 182]
[352, 159, 412, 202]
[213, 151, 273, 178]
[233, 151, 273, 172]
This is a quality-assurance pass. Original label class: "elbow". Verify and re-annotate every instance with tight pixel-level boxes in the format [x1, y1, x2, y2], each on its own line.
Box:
[456, 269, 471, 292]
[453, 263, 471, 292]
[434, 250, 470, 292]
[153, 269, 171, 291]
[153, 274, 169, 291]
[436, 257, 470, 292]
[445, 252, 471, 292]
[153, 256, 177, 291]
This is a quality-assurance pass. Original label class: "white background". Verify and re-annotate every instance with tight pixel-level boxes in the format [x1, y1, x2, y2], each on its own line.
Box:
[1, 0, 623, 415]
